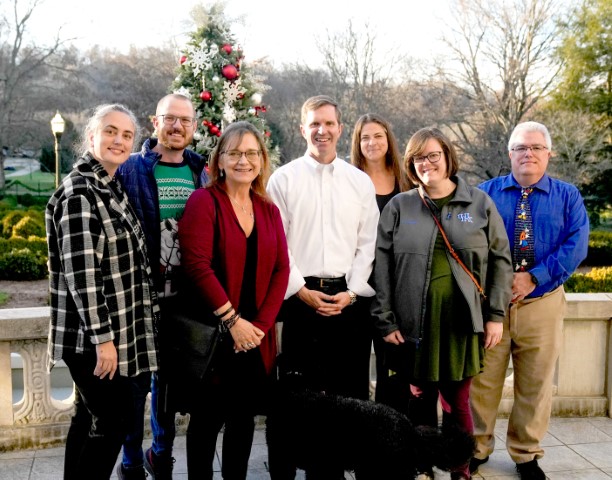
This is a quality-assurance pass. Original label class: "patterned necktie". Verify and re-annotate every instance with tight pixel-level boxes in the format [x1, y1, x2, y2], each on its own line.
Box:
[513, 187, 534, 272]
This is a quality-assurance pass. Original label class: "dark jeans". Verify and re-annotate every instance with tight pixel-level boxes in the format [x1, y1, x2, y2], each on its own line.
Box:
[121, 372, 177, 467]
[63, 351, 138, 480]
[122, 297, 180, 467]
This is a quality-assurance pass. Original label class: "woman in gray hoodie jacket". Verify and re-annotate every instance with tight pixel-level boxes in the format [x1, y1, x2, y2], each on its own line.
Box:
[371, 127, 512, 480]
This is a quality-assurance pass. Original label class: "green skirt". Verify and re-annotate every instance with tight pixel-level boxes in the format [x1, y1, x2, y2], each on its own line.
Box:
[411, 236, 484, 382]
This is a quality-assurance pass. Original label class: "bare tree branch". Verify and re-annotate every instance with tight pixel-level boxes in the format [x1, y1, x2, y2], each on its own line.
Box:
[440, 0, 565, 181]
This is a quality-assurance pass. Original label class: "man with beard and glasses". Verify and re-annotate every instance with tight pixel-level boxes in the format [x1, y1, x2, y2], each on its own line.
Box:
[115, 94, 208, 480]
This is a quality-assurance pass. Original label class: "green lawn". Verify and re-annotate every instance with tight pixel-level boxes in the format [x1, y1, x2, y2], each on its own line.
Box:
[4, 171, 56, 195]
[0, 292, 8, 307]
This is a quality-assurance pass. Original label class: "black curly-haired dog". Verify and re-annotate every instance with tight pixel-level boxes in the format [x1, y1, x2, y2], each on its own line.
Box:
[266, 382, 475, 480]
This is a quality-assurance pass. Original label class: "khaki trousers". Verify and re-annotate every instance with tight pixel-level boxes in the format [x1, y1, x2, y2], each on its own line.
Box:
[470, 286, 565, 464]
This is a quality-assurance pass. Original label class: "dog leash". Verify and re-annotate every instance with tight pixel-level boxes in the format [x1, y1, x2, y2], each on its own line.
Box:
[420, 193, 487, 299]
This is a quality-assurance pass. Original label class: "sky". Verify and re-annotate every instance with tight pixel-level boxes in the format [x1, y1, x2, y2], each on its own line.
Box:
[25, 0, 450, 67]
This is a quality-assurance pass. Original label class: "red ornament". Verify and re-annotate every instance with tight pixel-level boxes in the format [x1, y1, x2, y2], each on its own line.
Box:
[221, 64, 239, 80]
[209, 125, 220, 135]
[202, 120, 210, 127]
[179, 55, 187, 64]
[265, 131, 271, 137]
[216, 131, 222, 137]
[221, 43, 233, 55]
[199, 90, 212, 101]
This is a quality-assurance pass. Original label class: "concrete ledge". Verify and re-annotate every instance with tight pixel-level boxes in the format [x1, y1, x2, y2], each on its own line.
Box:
[0, 307, 50, 341]
[565, 293, 612, 319]
[0, 422, 69, 451]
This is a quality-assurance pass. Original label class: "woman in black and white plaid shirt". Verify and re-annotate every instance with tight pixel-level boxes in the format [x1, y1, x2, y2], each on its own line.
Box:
[46, 104, 159, 480]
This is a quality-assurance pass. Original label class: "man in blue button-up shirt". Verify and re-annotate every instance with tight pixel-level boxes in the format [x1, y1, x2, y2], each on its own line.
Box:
[470, 121, 589, 480]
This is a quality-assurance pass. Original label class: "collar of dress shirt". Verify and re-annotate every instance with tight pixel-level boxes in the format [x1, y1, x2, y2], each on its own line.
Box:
[303, 152, 341, 171]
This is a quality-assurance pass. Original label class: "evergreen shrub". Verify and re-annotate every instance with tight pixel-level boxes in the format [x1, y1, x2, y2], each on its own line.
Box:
[566, 267, 612, 293]
[0, 248, 48, 280]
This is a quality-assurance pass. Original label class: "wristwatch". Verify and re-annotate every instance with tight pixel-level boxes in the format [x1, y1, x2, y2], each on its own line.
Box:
[529, 272, 539, 286]
[346, 289, 357, 305]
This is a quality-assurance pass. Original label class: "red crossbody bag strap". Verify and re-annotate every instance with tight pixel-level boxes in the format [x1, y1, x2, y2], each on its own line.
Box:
[420, 194, 487, 299]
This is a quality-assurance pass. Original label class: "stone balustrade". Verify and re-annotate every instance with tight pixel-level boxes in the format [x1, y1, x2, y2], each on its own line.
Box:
[0, 293, 611, 452]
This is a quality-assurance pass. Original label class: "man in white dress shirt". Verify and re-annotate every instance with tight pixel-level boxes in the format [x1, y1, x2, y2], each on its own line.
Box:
[267, 95, 379, 403]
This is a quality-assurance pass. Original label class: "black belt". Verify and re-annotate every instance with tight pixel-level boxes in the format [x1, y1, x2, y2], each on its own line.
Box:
[304, 276, 347, 291]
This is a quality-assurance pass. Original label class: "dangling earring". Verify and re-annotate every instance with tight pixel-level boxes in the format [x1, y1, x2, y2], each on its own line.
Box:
[220, 169, 225, 178]
[258, 169, 263, 176]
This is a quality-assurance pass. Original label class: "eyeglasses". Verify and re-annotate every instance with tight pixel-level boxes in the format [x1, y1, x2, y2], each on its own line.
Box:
[511, 145, 548, 154]
[157, 114, 196, 127]
[222, 150, 261, 161]
[413, 151, 442, 164]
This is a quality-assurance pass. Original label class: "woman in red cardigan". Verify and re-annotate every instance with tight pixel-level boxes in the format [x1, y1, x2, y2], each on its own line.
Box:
[178, 121, 289, 480]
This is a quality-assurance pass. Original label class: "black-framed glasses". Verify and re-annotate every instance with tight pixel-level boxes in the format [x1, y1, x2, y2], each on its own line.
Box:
[222, 150, 261, 161]
[157, 114, 196, 127]
[511, 145, 548, 154]
[413, 151, 442, 164]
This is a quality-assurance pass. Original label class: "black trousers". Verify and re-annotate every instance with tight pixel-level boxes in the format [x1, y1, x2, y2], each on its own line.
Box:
[63, 351, 137, 480]
[278, 283, 372, 401]
[186, 338, 270, 480]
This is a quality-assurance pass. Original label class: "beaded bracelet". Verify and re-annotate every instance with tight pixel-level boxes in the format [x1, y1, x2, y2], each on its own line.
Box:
[221, 311, 240, 332]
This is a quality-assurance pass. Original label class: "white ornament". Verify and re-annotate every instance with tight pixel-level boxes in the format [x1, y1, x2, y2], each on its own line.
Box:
[222, 79, 246, 103]
[184, 41, 221, 77]
[212, 75, 220, 83]
[251, 93, 262, 105]
[248, 107, 256, 115]
[223, 102, 237, 123]
[173, 87, 192, 99]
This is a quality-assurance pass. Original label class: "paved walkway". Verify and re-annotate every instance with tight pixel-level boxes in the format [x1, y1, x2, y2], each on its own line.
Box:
[0, 416, 611, 479]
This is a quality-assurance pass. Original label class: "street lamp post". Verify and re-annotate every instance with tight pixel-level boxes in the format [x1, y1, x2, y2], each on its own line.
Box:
[50, 111, 65, 188]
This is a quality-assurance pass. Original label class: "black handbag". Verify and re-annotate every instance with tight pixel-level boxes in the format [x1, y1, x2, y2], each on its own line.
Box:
[158, 191, 223, 414]
[158, 300, 224, 415]
[168, 305, 222, 380]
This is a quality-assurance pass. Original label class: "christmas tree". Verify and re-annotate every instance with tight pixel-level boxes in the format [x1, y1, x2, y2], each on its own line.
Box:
[171, 5, 271, 157]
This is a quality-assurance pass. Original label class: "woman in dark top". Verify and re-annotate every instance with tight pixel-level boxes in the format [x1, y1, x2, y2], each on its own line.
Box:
[371, 127, 512, 479]
[178, 121, 290, 480]
[350, 113, 411, 403]
[350, 113, 411, 210]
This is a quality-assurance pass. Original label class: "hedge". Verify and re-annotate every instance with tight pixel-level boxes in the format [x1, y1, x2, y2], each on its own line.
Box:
[585, 231, 612, 266]
[0, 248, 48, 281]
[0, 237, 47, 256]
[0, 208, 45, 239]
[565, 267, 612, 293]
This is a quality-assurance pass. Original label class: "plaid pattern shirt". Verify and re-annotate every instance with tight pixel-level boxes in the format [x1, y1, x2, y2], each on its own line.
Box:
[46, 154, 159, 377]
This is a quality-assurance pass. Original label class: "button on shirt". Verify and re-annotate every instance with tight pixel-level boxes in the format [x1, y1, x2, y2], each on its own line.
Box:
[267, 154, 379, 299]
[479, 174, 589, 298]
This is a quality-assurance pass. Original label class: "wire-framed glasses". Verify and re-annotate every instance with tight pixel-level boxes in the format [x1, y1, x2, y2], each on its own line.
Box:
[222, 150, 261, 161]
[511, 145, 548, 155]
[157, 114, 196, 127]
